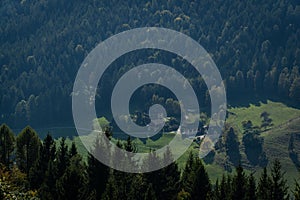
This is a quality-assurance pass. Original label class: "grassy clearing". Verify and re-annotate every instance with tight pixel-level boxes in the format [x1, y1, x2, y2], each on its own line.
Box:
[225, 100, 300, 187]
[260, 118, 300, 187]
[227, 100, 300, 136]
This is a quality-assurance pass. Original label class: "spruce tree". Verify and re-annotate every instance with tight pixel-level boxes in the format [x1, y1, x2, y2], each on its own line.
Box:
[224, 127, 241, 166]
[192, 157, 211, 199]
[56, 154, 87, 200]
[128, 174, 157, 200]
[56, 137, 70, 178]
[257, 167, 272, 200]
[87, 135, 110, 199]
[245, 173, 257, 200]
[39, 160, 58, 200]
[29, 133, 56, 189]
[101, 170, 121, 200]
[216, 175, 233, 200]
[97, 133, 134, 200]
[0, 124, 15, 167]
[69, 141, 78, 157]
[143, 150, 162, 199]
[159, 146, 180, 200]
[231, 164, 247, 200]
[270, 159, 289, 200]
[16, 126, 41, 173]
[181, 152, 211, 200]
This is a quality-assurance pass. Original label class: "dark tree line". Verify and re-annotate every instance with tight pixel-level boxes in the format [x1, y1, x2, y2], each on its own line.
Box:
[0, 123, 300, 199]
[1, 0, 300, 128]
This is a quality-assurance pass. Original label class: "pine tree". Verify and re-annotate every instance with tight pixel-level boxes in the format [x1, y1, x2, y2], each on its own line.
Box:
[0, 124, 15, 167]
[257, 167, 272, 200]
[231, 164, 247, 200]
[39, 160, 58, 200]
[181, 152, 211, 200]
[56, 137, 70, 178]
[56, 154, 87, 200]
[87, 152, 110, 199]
[181, 152, 194, 188]
[219, 175, 232, 200]
[159, 146, 181, 200]
[29, 133, 56, 189]
[245, 173, 257, 200]
[101, 170, 122, 200]
[101, 168, 135, 200]
[69, 141, 78, 157]
[93, 133, 136, 200]
[270, 159, 289, 200]
[128, 174, 157, 200]
[192, 157, 211, 199]
[143, 150, 162, 198]
[16, 126, 41, 173]
[224, 127, 241, 166]
[87, 133, 113, 199]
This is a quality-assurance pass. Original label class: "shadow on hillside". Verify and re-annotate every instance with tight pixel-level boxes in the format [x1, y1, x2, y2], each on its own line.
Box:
[227, 93, 300, 109]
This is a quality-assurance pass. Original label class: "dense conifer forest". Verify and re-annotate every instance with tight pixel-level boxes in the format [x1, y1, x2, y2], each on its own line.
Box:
[1, 0, 300, 128]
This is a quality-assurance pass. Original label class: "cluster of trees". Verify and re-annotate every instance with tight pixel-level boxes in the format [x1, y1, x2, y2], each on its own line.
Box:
[214, 124, 265, 170]
[1, 0, 300, 128]
[214, 112, 273, 169]
[1, 123, 300, 200]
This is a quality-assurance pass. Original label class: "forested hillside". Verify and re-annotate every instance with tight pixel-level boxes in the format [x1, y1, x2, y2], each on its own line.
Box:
[1, 0, 300, 128]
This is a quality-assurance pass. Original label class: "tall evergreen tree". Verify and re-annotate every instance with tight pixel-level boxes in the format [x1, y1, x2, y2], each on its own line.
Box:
[219, 175, 232, 200]
[127, 174, 157, 200]
[87, 131, 113, 199]
[39, 160, 58, 200]
[224, 127, 241, 166]
[245, 173, 257, 200]
[87, 152, 110, 200]
[143, 150, 163, 199]
[0, 124, 15, 167]
[99, 133, 136, 200]
[16, 126, 41, 173]
[270, 159, 289, 200]
[56, 154, 87, 200]
[56, 137, 70, 178]
[69, 141, 78, 158]
[181, 152, 211, 200]
[231, 164, 247, 200]
[159, 146, 181, 200]
[217, 175, 228, 200]
[29, 133, 56, 189]
[257, 167, 272, 200]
